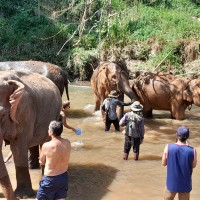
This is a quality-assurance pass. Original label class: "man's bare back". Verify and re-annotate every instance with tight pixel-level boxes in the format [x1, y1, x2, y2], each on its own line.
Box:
[40, 137, 71, 176]
[37, 120, 71, 199]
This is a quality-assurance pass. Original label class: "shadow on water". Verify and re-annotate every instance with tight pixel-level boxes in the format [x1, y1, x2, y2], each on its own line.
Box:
[67, 163, 118, 200]
[140, 155, 162, 161]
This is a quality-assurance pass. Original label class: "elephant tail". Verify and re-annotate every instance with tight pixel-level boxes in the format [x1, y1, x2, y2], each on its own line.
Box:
[62, 70, 70, 100]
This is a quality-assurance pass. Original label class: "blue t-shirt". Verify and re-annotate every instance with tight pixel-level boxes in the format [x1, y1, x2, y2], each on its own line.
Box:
[166, 144, 194, 192]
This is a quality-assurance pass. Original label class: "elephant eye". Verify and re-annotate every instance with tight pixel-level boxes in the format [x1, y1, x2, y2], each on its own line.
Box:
[112, 75, 116, 79]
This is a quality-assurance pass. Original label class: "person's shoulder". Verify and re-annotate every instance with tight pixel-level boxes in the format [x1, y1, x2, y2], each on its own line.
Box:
[42, 140, 52, 150]
[62, 137, 71, 144]
[103, 98, 108, 103]
[187, 145, 194, 150]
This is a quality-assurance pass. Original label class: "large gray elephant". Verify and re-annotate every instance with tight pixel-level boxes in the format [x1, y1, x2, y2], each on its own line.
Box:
[0, 71, 62, 199]
[90, 61, 138, 119]
[0, 60, 69, 169]
[0, 60, 69, 99]
[132, 71, 200, 120]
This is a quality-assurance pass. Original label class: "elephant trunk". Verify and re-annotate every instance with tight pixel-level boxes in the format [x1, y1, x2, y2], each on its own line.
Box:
[0, 151, 15, 199]
[118, 78, 138, 102]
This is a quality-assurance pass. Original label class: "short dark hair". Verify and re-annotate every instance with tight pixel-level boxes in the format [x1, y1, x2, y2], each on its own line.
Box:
[49, 120, 63, 136]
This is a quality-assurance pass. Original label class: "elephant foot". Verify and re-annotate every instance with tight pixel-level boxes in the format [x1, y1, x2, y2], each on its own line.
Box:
[14, 188, 36, 199]
[15, 166, 35, 198]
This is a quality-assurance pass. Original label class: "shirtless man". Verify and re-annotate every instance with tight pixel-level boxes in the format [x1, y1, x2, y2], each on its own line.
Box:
[36, 120, 71, 200]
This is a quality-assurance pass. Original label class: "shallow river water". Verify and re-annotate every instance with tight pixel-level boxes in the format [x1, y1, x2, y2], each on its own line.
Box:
[1, 82, 200, 200]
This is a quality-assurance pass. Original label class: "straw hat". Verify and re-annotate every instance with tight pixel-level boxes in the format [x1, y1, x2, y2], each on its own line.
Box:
[130, 101, 143, 112]
[108, 90, 119, 98]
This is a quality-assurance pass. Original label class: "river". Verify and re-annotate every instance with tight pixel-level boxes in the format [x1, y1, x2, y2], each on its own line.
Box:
[1, 82, 200, 200]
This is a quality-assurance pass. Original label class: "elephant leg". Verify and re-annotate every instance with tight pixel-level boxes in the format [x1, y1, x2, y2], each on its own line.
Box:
[0, 175, 17, 200]
[94, 94, 100, 111]
[11, 144, 35, 198]
[171, 104, 185, 120]
[29, 146, 40, 169]
[143, 110, 153, 118]
[14, 166, 35, 198]
[118, 93, 124, 119]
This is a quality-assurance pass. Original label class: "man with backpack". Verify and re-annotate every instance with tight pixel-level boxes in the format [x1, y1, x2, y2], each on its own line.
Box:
[119, 101, 144, 160]
[102, 90, 132, 132]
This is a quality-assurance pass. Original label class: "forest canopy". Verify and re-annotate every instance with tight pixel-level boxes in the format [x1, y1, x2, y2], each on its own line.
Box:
[0, 0, 200, 80]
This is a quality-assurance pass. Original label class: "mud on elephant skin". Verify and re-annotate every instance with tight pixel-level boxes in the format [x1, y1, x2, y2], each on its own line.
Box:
[132, 71, 200, 120]
[0, 71, 62, 199]
[90, 61, 138, 119]
[0, 60, 70, 100]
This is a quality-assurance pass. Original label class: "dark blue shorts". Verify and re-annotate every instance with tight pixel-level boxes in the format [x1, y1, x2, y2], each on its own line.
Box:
[36, 171, 68, 200]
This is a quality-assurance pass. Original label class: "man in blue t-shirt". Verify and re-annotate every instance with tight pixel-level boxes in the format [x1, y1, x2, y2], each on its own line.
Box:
[162, 126, 197, 200]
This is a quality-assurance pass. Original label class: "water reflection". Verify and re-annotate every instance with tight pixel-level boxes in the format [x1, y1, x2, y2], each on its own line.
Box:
[1, 82, 200, 200]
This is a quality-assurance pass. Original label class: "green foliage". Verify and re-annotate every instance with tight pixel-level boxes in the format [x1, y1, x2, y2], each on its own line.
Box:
[0, 0, 200, 79]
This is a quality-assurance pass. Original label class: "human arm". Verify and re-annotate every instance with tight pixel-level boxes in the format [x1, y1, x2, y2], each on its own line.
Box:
[119, 113, 128, 127]
[117, 99, 132, 107]
[61, 112, 76, 132]
[193, 148, 197, 168]
[39, 144, 47, 166]
[162, 144, 168, 166]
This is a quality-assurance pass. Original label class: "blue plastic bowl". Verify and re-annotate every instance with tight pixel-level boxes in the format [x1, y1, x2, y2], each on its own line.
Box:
[75, 128, 82, 135]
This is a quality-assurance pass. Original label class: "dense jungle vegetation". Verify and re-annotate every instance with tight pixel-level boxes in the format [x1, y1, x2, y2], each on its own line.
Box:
[0, 0, 200, 80]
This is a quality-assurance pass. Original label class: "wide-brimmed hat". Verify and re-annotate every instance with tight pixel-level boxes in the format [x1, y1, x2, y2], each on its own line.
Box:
[130, 101, 143, 111]
[108, 90, 119, 98]
[176, 126, 189, 139]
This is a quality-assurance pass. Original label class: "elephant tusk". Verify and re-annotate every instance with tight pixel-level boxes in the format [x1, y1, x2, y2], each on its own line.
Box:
[187, 104, 192, 111]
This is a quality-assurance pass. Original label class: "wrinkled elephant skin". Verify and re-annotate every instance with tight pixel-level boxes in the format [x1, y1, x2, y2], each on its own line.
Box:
[0, 71, 62, 198]
[132, 72, 200, 120]
[90, 61, 137, 119]
[0, 60, 69, 99]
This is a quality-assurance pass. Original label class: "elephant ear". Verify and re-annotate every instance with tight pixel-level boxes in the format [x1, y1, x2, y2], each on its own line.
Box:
[183, 84, 193, 102]
[8, 80, 25, 123]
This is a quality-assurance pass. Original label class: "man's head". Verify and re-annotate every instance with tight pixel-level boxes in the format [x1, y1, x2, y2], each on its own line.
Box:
[108, 90, 119, 98]
[49, 120, 63, 137]
[176, 126, 189, 142]
[130, 101, 143, 112]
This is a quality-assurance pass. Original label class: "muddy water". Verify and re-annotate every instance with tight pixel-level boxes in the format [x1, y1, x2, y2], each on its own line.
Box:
[1, 82, 200, 200]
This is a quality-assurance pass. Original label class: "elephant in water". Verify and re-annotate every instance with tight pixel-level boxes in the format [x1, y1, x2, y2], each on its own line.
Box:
[90, 61, 137, 119]
[0, 60, 70, 169]
[0, 71, 62, 199]
[132, 71, 200, 120]
[0, 60, 69, 100]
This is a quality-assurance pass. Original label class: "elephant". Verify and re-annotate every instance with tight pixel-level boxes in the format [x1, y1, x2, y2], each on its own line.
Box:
[0, 70, 62, 199]
[132, 71, 200, 120]
[90, 61, 138, 119]
[0, 60, 69, 99]
[0, 60, 70, 169]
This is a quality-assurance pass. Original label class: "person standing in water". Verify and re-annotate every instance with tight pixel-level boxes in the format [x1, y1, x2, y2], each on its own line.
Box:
[102, 90, 132, 132]
[119, 101, 144, 160]
[37, 120, 71, 200]
[162, 126, 197, 200]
